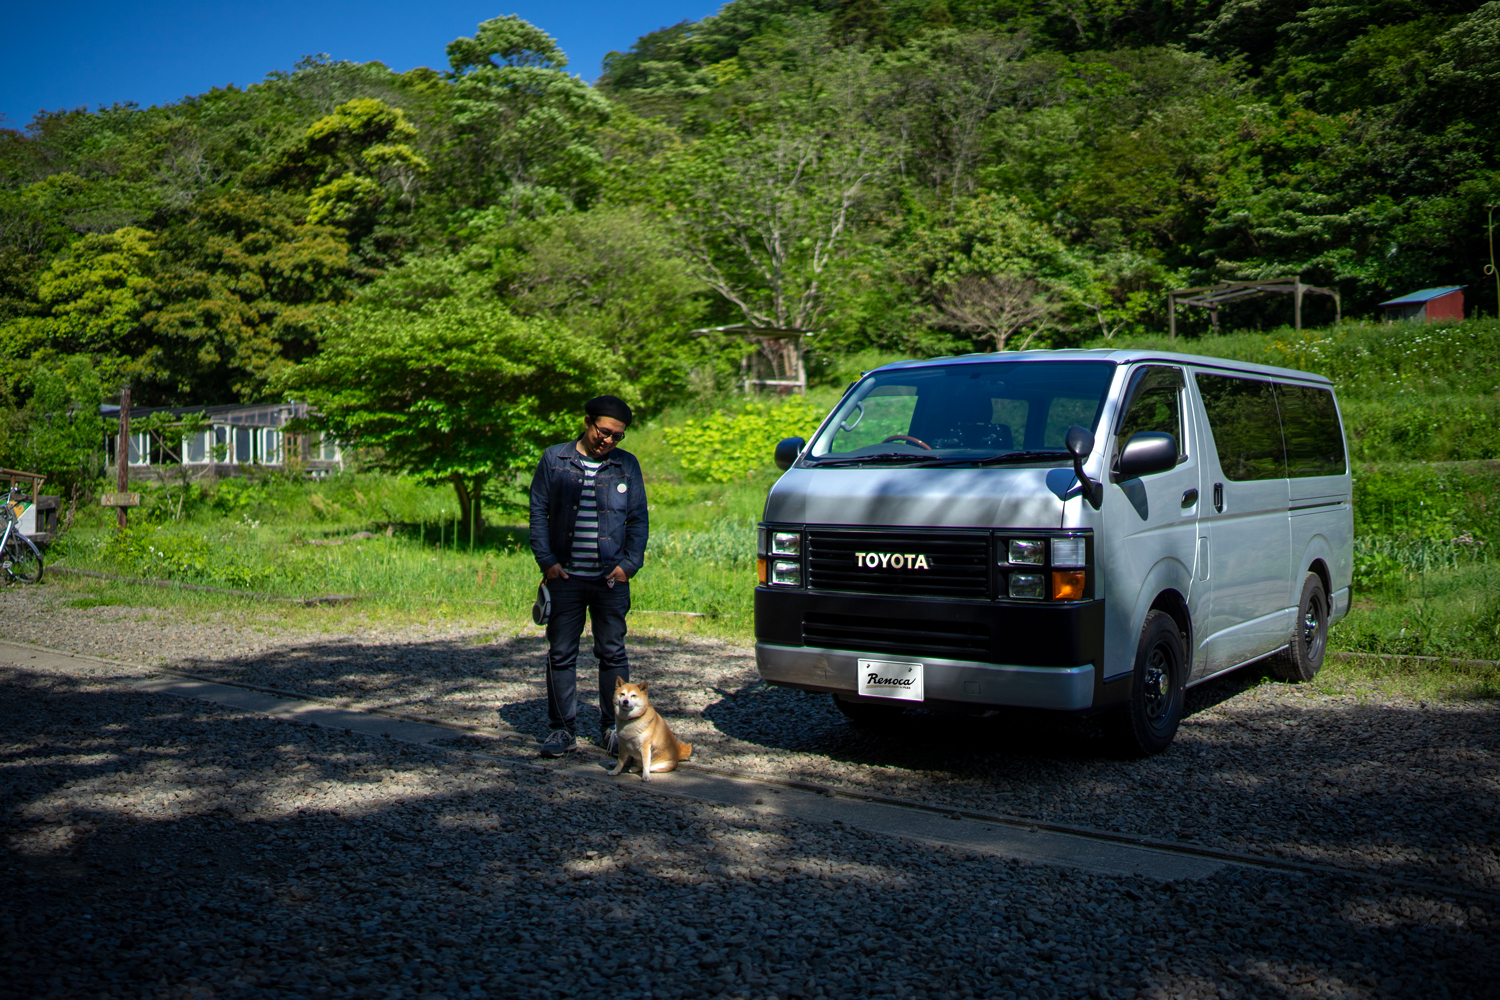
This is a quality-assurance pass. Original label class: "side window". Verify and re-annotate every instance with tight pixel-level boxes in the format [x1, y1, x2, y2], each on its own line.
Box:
[1195, 373, 1286, 481]
[1276, 383, 1346, 477]
[1116, 366, 1185, 459]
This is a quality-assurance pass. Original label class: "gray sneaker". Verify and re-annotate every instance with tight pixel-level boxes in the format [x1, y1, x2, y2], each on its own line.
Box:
[539, 730, 576, 757]
[598, 728, 619, 755]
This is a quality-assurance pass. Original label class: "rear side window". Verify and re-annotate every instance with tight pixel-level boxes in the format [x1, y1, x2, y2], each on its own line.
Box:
[1276, 383, 1346, 477]
[1195, 374, 1286, 481]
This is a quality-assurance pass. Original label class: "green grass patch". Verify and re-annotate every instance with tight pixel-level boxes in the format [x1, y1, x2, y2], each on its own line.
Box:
[1316, 653, 1500, 702]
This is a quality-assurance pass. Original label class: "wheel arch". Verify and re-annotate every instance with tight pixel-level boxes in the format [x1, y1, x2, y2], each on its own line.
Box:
[1297, 532, 1335, 597]
[1121, 555, 1195, 679]
[1148, 589, 1192, 670]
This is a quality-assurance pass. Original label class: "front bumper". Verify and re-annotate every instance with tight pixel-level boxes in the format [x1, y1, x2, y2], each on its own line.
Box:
[756, 643, 1097, 712]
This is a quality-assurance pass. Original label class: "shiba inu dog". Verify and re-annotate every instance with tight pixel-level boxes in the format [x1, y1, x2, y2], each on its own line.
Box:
[609, 677, 692, 781]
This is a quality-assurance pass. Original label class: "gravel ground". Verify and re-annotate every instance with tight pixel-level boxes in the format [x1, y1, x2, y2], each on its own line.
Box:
[5, 658, 1498, 1000]
[2, 583, 1498, 902]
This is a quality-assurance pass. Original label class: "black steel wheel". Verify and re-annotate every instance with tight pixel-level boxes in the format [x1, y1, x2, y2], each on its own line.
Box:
[1270, 573, 1328, 683]
[1107, 609, 1186, 757]
[3, 532, 42, 584]
[832, 693, 906, 730]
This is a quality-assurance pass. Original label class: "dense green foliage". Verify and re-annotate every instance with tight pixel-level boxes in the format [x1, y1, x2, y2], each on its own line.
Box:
[5, 2, 1497, 420]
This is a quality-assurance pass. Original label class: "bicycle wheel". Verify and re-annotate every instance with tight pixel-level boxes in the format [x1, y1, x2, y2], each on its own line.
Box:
[4, 532, 42, 583]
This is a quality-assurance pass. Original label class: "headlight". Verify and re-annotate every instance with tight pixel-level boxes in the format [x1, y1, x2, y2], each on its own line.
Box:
[770, 560, 801, 587]
[1051, 536, 1086, 568]
[1008, 573, 1045, 599]
[771, 532, 801, 557]
[1008, 539, 1045, 565]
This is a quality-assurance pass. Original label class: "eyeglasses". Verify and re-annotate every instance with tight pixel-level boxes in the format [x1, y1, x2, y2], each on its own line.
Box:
[592, 426, 627, 442]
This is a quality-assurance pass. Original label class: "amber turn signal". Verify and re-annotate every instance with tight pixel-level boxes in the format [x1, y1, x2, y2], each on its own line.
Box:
[756, 557, 768, 585]
[1051, 569, 1085, 600]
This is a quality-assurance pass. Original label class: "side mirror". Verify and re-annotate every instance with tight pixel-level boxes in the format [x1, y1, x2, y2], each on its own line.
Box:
[1117, 431, 1178, 480]
[1065, 426, 1103, 510]
[774, 436, 806, 471]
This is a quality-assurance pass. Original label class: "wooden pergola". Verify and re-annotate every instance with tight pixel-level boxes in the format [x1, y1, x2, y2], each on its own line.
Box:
[1167, 277, 1341, 339]
[693, 324, 815, 394]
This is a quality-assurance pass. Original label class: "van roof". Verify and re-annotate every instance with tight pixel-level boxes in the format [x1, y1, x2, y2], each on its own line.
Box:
[871, 348, 1335, 385]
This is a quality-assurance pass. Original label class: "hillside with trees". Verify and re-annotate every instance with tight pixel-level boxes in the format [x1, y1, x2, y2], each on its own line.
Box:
[3, 0, 1497, 476]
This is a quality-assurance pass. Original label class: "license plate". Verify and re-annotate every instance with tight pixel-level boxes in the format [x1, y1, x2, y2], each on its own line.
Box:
[858, 659, 924, 701]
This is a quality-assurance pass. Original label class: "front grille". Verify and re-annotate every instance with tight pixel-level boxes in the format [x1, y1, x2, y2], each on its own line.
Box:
[803, 612, 991, 659]
[806, 529, 990, 599]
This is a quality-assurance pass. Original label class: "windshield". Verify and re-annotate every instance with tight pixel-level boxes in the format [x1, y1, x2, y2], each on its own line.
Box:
[807, 360, 1117, 465]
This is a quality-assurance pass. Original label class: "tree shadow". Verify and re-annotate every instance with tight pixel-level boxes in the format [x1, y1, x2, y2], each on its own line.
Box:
[70, 622, 1500, 901]
[2, 666, 1494, 1000]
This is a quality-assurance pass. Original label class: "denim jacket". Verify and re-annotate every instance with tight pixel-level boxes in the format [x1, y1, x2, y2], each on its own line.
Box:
[528, 440, 649, 578]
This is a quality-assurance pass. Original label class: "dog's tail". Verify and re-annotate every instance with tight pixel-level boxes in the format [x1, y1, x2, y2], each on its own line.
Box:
[677, 740, 693, 760]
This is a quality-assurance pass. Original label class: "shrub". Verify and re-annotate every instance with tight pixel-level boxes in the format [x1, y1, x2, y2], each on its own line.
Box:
[663, 397, 825, 483]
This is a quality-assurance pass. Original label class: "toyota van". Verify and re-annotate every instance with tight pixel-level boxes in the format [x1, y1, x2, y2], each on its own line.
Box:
[754, 350, 1352, 754]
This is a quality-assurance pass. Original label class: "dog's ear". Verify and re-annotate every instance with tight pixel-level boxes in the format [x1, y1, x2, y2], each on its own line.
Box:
[638, 681, 648, 692]
[615, 676, 626, 690]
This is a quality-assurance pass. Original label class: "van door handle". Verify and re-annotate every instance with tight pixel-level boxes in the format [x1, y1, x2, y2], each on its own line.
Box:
[1181, 488, 1198, 508]
[1213, 482, 1224, 513]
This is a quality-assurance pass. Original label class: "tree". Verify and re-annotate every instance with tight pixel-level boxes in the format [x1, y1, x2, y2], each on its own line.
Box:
[277, 293, 624, 533]
[829, 0, 895, 50]
[0, 354, 107, 495]
[140, 192, 357, 402]
[446, 15, 569, 72]
[446, 17, 612, 213]
[884, 30, 1031, 204]
[930, 274, 1059, 351]
[907, 195, 1090, 348]
[665, 119, 884, 330]
[483, 206, 710, 405]
[270, 98, 429, 231]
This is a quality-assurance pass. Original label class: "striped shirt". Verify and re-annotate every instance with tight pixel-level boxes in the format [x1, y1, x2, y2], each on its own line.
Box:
[568, 457, 604, 577]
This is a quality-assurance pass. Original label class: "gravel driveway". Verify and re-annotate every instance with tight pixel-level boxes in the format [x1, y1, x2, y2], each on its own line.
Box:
[5, 655, 1497, 1000]
[3, 586, 1495, 899]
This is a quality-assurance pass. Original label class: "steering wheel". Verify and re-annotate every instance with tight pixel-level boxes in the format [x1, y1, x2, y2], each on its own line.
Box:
[881, 434, 933, 451]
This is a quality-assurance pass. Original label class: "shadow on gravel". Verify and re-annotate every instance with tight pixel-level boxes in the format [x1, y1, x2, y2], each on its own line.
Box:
[702, 671, 1500, 898]
[4, 666, 1498, 1000]
[704, 659, 1281, 768]
[136, 625, 1500, 899]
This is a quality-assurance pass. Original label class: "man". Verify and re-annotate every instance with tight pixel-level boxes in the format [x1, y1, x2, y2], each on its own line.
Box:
[528, 394, 648, 757]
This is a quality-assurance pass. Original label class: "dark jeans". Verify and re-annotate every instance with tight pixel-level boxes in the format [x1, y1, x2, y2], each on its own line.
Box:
[544, 574, 630, 734]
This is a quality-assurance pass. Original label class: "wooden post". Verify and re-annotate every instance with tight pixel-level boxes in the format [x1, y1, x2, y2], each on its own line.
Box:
[1294, 280, 1303, 331]
[1333, 290, 1341, 325]
[1167, 294, 1176, 341]
[117, 385, 131, 531]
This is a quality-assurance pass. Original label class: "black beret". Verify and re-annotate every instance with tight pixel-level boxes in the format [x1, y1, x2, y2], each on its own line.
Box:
[585, 394, 633, 426]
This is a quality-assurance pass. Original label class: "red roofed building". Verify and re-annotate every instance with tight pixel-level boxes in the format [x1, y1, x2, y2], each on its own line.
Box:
[1379, 286, 1465, 323]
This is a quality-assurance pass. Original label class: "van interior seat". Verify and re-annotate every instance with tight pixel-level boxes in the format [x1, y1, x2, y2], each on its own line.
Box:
[910, 392, 1014, 450]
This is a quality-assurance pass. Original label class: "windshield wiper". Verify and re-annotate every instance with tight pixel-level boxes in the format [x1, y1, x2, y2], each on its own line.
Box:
[807, 452, 942, 467]
[923, 450, 1070, 468]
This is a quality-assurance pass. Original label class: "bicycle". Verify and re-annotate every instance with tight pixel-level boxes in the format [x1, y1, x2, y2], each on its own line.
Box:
[0, 486, 44, 584]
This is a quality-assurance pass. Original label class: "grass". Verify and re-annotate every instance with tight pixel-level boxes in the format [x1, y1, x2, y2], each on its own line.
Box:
[38, 322, 1500, 702]
[1316, 653, 1500, 702]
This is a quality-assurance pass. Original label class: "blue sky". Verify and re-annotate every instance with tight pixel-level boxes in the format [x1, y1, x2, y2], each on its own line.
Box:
[1, 1, 717, 127]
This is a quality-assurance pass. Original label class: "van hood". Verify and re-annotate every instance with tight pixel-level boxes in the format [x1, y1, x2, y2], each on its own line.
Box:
[763, 466, 1076, 529]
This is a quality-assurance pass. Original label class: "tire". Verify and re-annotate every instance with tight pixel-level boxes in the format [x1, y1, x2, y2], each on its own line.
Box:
[831, 693, 905, 730]
[3, 533, 42, 584]
[1106, 610, 1186, 757]
[1269, 573, 1328, 683]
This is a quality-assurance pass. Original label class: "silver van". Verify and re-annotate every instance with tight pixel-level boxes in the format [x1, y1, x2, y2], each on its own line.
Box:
[754, 349, 1352, 754]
